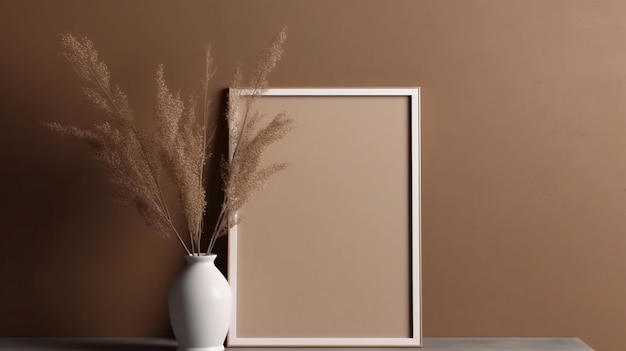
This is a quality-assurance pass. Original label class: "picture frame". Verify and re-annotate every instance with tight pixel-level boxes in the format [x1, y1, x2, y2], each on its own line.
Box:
[227, 88, 421, 347]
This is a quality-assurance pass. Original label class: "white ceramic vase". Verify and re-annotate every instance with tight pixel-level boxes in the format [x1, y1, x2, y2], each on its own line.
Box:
[169, 254, 232, 351]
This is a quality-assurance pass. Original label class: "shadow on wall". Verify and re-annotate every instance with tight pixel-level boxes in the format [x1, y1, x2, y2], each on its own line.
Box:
[0, 97, 184, 336]
[0, 78, 231, 337]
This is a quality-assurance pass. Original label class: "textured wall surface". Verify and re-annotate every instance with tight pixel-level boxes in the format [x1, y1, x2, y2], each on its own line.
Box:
[0, 1, 624, 350]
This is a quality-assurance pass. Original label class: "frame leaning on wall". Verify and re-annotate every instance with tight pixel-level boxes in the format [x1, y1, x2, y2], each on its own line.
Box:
[227, 88, 421, 347]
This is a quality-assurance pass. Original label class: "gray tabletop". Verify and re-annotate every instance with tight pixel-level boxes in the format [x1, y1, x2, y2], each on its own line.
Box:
[0, 337, 594, 350]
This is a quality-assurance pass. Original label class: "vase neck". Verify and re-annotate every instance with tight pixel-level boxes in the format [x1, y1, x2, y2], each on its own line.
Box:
[185, 254, 217, 264]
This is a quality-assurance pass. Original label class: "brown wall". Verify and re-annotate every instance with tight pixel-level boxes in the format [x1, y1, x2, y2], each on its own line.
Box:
[0, 1, 624, 350]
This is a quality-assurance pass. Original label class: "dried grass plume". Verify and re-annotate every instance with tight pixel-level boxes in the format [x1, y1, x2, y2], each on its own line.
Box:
[46, 29, 291, 255]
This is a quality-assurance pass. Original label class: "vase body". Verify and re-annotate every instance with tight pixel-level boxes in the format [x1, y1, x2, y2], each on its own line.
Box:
[169, 254, 232, 351]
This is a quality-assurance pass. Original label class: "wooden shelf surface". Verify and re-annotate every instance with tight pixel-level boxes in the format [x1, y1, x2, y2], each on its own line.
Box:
[0, 337, 593, 350]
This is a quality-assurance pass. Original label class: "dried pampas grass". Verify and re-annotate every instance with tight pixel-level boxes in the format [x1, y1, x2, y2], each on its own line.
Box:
[46, 29, 291, 255]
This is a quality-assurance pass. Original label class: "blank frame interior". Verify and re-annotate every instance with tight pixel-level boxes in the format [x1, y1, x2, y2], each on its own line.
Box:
[228, 88, 421, 347]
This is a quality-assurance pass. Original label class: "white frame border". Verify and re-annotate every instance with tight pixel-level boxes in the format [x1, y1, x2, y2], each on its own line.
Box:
[227, 88, 422, 347]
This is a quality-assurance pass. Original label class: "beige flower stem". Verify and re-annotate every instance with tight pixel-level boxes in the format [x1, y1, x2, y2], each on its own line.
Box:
[160, 198, 190, 255]
[140, 192, 190, 254]
[190, 233, 195, 256]
[159, 205, 192, 255]
[87, 64, 191, 255]
[207, 91, 261, 254]
[192, 48, 217, 255]
[195, 125, 216, 254]
[207, 206, 226, 254]
[231, 91, 261, 163]
[200, 48, 216, 182]
[204, 91, 261, 255]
